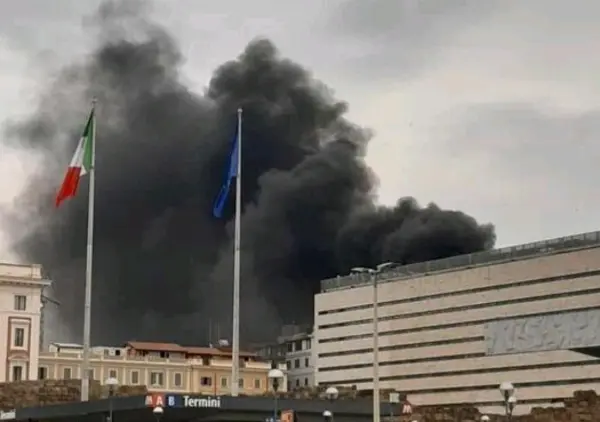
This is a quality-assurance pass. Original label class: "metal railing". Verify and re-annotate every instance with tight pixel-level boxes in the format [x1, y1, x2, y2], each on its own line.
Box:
[321, 231, 600, 292]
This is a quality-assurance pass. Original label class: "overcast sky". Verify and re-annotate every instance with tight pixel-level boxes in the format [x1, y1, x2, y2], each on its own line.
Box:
[1, 0, 599, 259]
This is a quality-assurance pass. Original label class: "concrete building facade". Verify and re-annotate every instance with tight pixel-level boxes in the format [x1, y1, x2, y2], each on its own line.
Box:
[283, 331, 315, 390]
[315, 231, 600, 414]
[0, 263, 51, 382]
[254, 325, 316, 390]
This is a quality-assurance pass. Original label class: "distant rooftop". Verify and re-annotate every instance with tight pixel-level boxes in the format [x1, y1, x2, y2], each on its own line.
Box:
[321, 230, 600, 292]
[48, 341, 258, 358]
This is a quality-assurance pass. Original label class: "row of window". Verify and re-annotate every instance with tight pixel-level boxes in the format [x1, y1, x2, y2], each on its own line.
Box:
[288, 377, 311, 389]
[37, 367, 264, 389]
[318, 268, 600, 319]
[286, 357, 310, 370]
[286, 339, 312, 353]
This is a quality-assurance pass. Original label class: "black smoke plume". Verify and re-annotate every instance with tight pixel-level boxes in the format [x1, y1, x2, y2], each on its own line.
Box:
[2, 2, 495, 345]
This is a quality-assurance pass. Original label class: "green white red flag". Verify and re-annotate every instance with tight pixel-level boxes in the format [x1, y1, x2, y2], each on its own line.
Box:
[55, 109, 95, 207]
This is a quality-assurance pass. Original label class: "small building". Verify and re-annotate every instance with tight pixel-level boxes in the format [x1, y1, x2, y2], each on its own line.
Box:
[38, 340, 287, 395]
[254, 324, 315, 390]
[0, 262, 51, 382]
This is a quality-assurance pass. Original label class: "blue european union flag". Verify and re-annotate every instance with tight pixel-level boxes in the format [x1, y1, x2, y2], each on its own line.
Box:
[212, 126, 239, 218]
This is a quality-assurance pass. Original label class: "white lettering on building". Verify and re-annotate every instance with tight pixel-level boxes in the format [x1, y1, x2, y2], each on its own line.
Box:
[183, 395, 221, 408]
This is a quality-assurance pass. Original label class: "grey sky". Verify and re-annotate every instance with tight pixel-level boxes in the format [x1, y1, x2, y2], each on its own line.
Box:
[1, 0, 599, 259]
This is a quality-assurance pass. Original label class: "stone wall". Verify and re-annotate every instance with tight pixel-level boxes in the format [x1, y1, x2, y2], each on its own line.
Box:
[0, 380, 147, 410]
[269, 387, 600, 422]
[388, 390, 600, 422]
[1, 382, 599, 422]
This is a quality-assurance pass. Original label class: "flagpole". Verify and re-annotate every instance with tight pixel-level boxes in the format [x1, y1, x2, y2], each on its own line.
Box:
[81, 98, 97, 401]
[231, 108, 242, 396]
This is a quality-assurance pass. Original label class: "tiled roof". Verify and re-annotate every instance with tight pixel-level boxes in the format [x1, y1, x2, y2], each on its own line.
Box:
[125, 341, 187, 353]
[125, 341, 258, 358]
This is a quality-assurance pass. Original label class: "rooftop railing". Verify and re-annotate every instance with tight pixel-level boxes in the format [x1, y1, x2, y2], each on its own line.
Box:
[321, 230, 600, 292]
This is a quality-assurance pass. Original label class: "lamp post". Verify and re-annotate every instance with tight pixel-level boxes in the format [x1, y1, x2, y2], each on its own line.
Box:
[152, 406, 163, 422]
[324, 386, 338, 421]
[268, 368, 284, 422]
[351, 262, 395, 422]
[388, 391, 400, 420]
[105, 377, 118, 422]
[499, 381, 517, 421]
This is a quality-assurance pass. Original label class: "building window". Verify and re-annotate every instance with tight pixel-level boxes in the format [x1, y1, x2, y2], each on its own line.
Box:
[306, 339, 311, 349]
[150, 371, 164, 386]
[130, 370, 139, 385]
[13, 328, 25, 347]
[108, 369, 117, 379]
[88, 369, 94, 380]
[238, 378, 244, 388]
[38, 367, 48, 380]
[12, 365, 23, 381]
[254, 378, 261, 389]
[220, 377, 228, 388]
[173, 372, 182, 387]
[294, 340, 302, 351]
[63, 367, 72, 379]
[287, 381, 291, 391]
[14, 295, 26, 311]
[295, 379, 300, 387]
[304, 378, 308, 386]
[287, 342, 293, 352]
[200, 376, 212, 386]
[304, 357, 309, 367]
[286, 361, 291, 370]
[294, 359, 300, 368]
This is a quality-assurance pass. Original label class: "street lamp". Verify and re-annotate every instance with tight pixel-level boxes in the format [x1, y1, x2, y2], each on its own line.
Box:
[388, 391, 400, 420]
[324, 386, 338, 421]
[499, 382, 517, 421]
[481, 415, 490, 422]
[152, 406, 164, 422]
[268, 368, 284, 422]
[507, 396, 517, 419]
[105, 377, 118, 422]
[325, 386, 339, 401]
[351, 262, 395, 422]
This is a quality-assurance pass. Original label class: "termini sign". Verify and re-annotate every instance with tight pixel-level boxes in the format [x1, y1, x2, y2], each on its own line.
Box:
[183, 395, 222, 408]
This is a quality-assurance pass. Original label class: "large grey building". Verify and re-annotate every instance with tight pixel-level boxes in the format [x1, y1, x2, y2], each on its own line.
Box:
[314, 231, 600, 414]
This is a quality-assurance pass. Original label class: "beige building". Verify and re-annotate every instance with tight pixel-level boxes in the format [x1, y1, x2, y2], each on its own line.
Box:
[315, 231, 600, 415]
[39, 341, 287, 395]
[0, 262, 51, 382]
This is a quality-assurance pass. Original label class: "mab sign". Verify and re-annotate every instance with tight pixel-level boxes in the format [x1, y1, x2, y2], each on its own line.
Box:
[145, 393, 222, 409]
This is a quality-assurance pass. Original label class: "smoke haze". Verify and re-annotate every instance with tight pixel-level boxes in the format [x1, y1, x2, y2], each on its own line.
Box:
[2, 1, 495, 345]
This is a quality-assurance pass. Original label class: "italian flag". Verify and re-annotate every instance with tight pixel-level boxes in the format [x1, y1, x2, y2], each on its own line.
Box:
[55, 109, 95, 207]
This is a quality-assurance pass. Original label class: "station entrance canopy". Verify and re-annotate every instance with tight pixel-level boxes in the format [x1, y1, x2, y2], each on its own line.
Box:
[484, 308, 600, 357]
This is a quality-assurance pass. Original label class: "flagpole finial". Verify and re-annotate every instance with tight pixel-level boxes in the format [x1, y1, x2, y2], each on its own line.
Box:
[92, 97, 98, 107]
[237, 108, 242, 114]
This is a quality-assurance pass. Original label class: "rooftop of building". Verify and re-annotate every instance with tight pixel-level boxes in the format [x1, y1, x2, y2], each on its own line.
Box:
[48, 340, 258, 359]
[320, 230, 600, 292]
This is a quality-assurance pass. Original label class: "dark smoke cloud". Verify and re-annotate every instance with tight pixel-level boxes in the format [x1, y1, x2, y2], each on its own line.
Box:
[2, 2, 495, 346]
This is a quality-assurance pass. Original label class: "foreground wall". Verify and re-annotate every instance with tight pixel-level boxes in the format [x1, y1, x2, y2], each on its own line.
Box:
[390, 390, 600, 422]
[0, 379, 147, 409]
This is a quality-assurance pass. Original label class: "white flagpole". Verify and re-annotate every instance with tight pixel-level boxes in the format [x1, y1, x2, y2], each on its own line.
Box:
[231, 108, 242, 396]
[81, 98, 97, 401]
